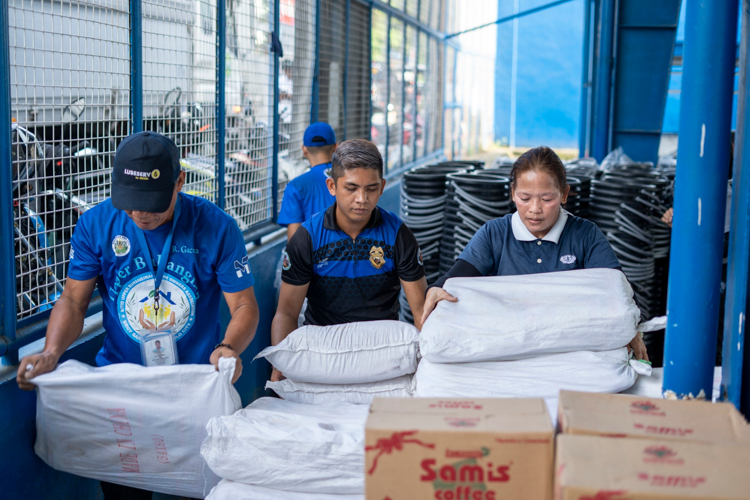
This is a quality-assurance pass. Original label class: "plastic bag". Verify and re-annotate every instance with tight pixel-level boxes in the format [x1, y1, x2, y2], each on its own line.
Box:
[206, 480, 364, 500]
[255, 320, 419, 384]
[420, 269, 640, 363]
[414, 348, 651, 400]
[201, 398, 367, 494]
[34, 358, 241, 499]
[266, 375, 414, 405]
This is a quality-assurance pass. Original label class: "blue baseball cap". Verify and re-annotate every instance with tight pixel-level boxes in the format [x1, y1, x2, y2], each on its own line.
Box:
[303, 122, 336, 147]
[111, 131, 181, 213]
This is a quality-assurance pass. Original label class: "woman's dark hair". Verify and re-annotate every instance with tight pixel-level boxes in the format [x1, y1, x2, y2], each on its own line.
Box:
[331, 139, 383, 181]
[510, 146, 567, 193]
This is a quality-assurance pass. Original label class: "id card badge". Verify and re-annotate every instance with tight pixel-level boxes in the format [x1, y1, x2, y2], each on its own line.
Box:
[140, 330, 179, 367]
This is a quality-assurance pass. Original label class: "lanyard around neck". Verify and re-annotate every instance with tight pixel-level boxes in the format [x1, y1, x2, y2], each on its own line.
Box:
[133, 195, 182, 314]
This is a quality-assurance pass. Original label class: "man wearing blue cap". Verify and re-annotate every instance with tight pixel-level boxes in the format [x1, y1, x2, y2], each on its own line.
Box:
[278, 122, 338, 240]
[17, 131, 260, 499]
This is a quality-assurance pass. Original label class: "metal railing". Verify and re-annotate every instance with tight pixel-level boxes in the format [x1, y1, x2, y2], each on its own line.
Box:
[1, 0, 455, 355]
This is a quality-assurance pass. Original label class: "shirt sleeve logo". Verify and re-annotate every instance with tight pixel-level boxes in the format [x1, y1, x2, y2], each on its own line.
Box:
[369, 246, 386, 269]
[112, 235, 131, 257]
[234, 255, 251, 278]
[418, 249, 424, 266]
[560, 254, 577, 264]
[281, 250, 292, 271]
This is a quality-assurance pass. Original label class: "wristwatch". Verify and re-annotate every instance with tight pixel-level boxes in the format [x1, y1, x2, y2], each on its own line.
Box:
[214, 342, 234, 351]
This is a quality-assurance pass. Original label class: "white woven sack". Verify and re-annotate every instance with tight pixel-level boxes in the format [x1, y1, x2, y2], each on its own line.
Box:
[420, 268, 641, 363]
[266, 375, 414, 405]
[201, 397, 368, 494]
[33, 358, 242, 499]
[254, 320, 419, 383]
[206, 480, 364, 500]
[414, 348, 652, 399]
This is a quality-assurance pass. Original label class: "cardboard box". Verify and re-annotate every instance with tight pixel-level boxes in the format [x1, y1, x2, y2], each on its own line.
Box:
[558, 390, 750, 445]
[555, 434, 750, 499]
[365, 397, 554, 500]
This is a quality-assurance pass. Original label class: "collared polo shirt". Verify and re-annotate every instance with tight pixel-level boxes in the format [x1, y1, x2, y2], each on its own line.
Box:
[282, 204, 425, 325]
[277, 162, 336, 226]
[459, 208, 620, 276]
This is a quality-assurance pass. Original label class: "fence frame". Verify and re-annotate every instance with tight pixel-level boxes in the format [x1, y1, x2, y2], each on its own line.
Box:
[1, 0, 454, 355]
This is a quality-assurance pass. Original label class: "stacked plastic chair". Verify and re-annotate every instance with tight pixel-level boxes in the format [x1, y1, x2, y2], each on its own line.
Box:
[399, 163, 475, 323]
[589, 162, 672, 363]
[446, 171, 512, 261]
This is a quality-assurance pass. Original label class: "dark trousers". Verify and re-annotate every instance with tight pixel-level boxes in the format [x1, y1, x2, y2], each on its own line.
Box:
[100, 481, 153, 500]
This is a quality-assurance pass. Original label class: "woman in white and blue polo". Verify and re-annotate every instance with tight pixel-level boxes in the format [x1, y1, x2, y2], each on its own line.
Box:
[422, 146, 629, 330]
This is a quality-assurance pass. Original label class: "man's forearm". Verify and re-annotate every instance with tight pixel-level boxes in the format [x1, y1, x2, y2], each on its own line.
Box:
[271, 312, 299, 346]
[43, 296, 89, 358]
[223, 304, 260, 355]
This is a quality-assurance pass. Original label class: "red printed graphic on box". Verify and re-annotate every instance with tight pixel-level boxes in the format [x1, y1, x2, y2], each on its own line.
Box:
[579, 491, 629, 500]
[641, 445, 684, 465]
[429, 401, 484, 410]
[633, 423, 694, 437]
[637, 472, 706, 488]
[629, 401, 666, 417]
[366, 431, 436, 474]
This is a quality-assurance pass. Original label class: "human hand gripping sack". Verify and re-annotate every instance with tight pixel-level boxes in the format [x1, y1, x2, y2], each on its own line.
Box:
[210, 345, 243, 383]
[16, 351, 61, 391]
[420, 287, 458, 326]
[627, 333, 649, 362]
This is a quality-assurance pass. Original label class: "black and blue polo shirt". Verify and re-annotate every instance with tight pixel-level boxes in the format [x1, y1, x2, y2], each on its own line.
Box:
[459, 208, 621, 276]
[282, 204, 424, 326]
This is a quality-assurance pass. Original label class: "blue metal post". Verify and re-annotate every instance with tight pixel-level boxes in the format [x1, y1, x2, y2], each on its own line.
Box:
[591, 0, 615, 162]
[272, 0, 280, 222]
[216, 0, 226, 210]
[0, 0, 17, 341]
[130, 0, 143, 132]
[367, 5, 373, 141]
[415, 29, 421, 162]
[578, 0, 592, 157]
[343, 0, 351, 141]
[384, 14, 391, 172]
[723, 0, 750, 414]
[311, 0, 320, 124]
[664, 0, 739, 400]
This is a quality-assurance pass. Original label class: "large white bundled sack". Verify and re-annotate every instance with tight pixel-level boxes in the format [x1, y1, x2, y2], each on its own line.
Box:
[206, 480, 364, 500]
[266, 375, 414, 404]
[254, 320, 419, 383]
[414, 348, 652, 399]
[420, 268, 641, 363]
[33, 358, 242, 499]
[201, 397, 368, 494]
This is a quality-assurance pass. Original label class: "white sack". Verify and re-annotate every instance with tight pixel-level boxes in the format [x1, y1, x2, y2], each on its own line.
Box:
[266, 375, 414, 405]
[206, 480, 364, 500]
[201, 397, 368, 494]
[255, 320, 419, 383]
[34, 358, 242, 499]
[414, 348, 652, 400]
[420, 268, 641, 363]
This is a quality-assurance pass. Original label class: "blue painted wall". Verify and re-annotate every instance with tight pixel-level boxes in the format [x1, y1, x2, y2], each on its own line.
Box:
[0, 179, 403, 500]
[494, 0, 584, 149]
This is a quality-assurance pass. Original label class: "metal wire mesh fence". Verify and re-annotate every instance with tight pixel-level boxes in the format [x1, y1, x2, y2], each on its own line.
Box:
[4, 0, 456, 324]
[222, 0, 275, 230]
[9, 0, 131, 319]
[279, 0, 316, 200]
[345, 0, 370, 141]
[142, 0, 218, 203]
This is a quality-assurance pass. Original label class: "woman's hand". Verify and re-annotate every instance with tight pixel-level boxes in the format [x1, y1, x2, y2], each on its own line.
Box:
[420, 287, 458, 327]
[661, 207, 673, 228]
[628, 333, 649, 362]
[270, 368, 286, 382]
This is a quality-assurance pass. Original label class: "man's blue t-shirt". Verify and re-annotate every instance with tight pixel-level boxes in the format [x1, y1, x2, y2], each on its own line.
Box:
[277, 162, 336, 226]
[68, 193, 255, 366]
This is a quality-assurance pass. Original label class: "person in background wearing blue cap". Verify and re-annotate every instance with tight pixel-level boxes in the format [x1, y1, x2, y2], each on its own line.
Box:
[17, 131, 260, 500]
[278, 122, 338, 240]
